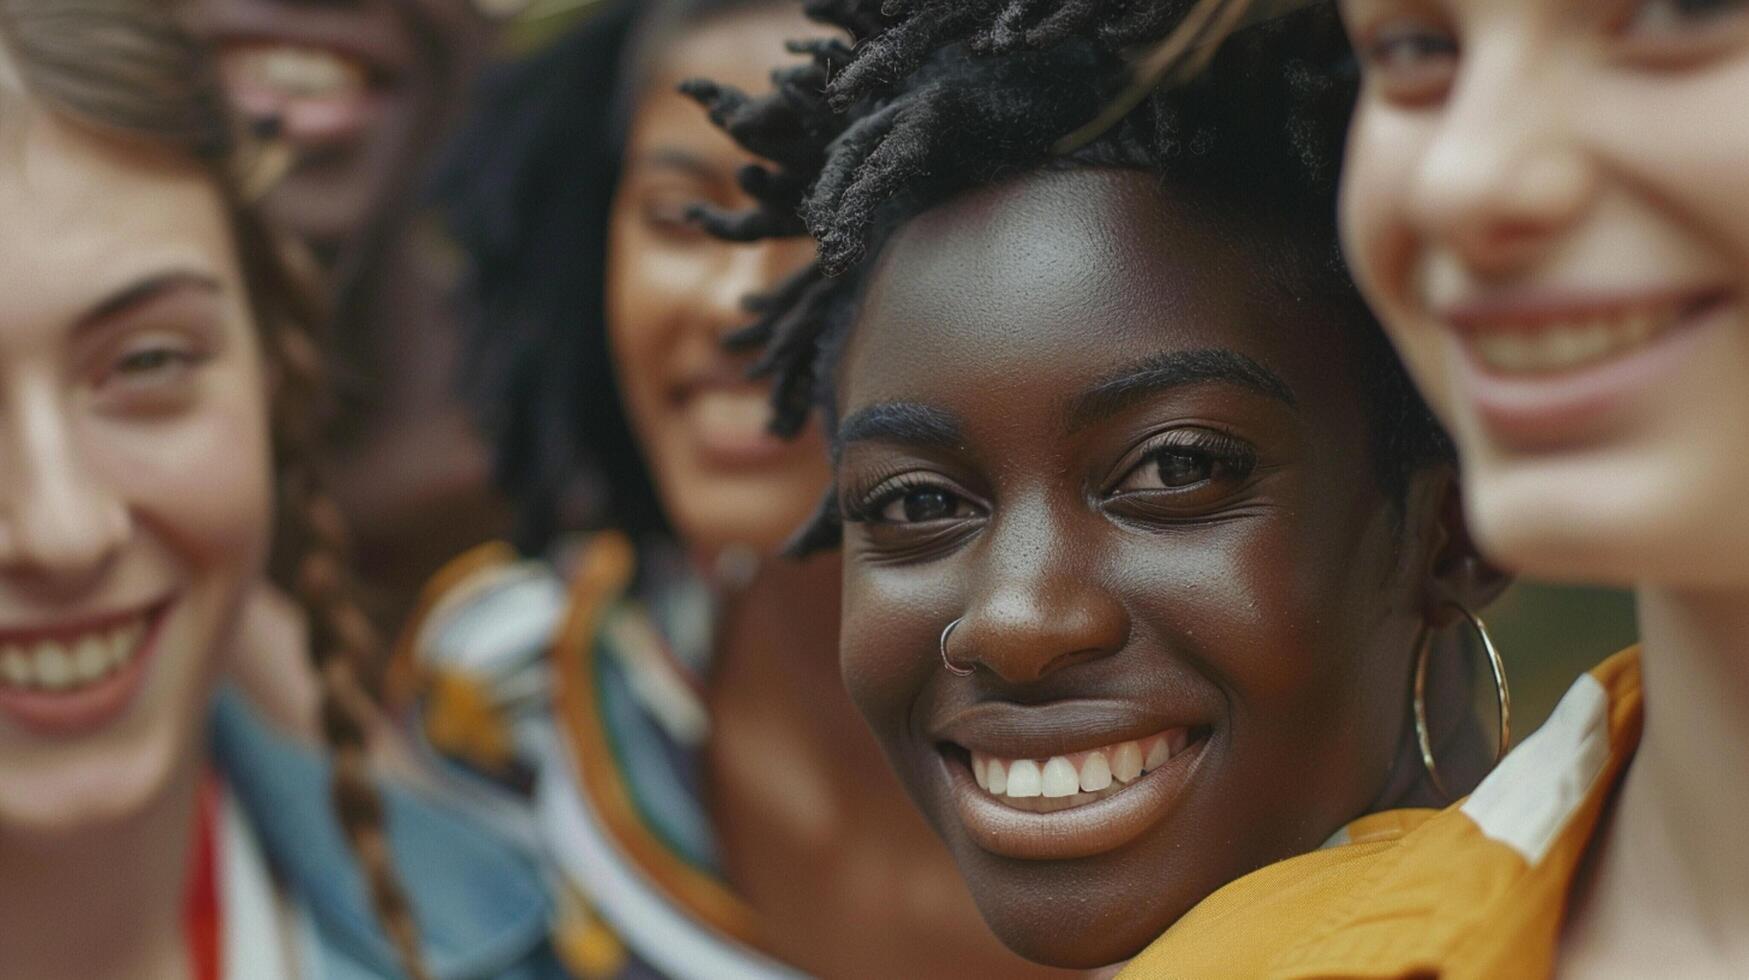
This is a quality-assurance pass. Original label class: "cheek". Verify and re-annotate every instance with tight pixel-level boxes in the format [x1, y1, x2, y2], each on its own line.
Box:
[1596, 71, 1749, 276]
[93, 380, 274, 576]
[1341, 107, 1460, 422]
[1133, 511, 1408, 758]
[839, 554, 956, 738]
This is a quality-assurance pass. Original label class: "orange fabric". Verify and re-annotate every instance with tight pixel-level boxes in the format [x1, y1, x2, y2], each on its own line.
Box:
[1119, 650, 1642, 980]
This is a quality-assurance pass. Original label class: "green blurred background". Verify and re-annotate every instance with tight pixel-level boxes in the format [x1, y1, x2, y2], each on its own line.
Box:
[1489, 582, 1637, 738]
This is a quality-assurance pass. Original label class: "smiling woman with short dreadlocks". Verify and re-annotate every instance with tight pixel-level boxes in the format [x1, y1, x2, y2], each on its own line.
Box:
[683, 0, 1520, 972]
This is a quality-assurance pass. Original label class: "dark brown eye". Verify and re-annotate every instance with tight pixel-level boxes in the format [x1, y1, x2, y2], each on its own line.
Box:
[879, 487, 962, 524]
[1152, 451, 1214, 489]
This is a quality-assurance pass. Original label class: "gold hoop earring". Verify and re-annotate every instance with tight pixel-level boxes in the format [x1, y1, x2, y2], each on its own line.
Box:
[1414, 603, 1511, 800]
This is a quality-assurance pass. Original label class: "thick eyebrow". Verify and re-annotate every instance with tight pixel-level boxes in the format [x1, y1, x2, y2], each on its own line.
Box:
[1068, 348, 1297, 432]
[77, 271, 224, 331]
[834, 402, 964, 459]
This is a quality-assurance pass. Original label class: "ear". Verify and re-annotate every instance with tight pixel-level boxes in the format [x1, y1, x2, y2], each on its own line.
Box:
[1415, 464, 1512, 625]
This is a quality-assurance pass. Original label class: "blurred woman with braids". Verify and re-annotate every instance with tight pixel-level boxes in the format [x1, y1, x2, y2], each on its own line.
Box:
[405, 2, 1063, 977]
[678, 0, 1519, 970]
[0, 1, 563, 976]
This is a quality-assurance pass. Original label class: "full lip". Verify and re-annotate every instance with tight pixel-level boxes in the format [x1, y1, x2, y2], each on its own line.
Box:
[1432, 284, 1736, 449]
[0, 599, 176, 739]
[931, 700, 1212, 862]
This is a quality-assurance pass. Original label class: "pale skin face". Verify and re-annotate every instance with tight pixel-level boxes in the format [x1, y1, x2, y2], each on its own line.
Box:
[1338, 0, 1749, 589]
[605, 6, 830, 555]
[0, 106, 275, 834]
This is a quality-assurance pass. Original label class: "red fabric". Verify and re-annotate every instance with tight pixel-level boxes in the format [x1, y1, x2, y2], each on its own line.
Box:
[183, 774, 222, 980]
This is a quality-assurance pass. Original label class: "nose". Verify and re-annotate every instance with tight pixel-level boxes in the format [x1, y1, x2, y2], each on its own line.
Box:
[951, 507, 1130, 685]
[1405, 50, 1598, 277]
[0, 381, 130, 587]
[702, 236, 815, 339]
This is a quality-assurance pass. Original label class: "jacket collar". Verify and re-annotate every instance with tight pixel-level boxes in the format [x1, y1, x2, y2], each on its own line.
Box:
[210, 688, 554, 979]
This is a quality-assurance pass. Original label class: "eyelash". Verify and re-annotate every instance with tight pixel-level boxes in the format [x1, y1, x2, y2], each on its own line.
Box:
[842, 471, 970, 526]
[1115, 428, 1258, 493]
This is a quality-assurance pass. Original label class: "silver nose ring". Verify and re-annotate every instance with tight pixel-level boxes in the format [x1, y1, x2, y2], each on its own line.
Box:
[939, 618, 973, 676]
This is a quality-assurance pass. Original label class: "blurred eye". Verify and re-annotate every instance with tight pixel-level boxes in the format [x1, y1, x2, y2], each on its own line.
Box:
[1357, 16, 1460, 106]
[640, 198, 707, 241]
[1617, 0, 1749, 61]
[93, 334, 209, 411]
[875, 485, 975, 524]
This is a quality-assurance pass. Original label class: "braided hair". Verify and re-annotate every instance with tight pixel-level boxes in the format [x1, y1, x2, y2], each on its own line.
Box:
[685, 0, 1450, 547]
[0, 2, 427, 975]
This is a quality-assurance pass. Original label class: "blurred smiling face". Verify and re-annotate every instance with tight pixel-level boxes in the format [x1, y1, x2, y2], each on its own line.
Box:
[1339, 0, 1749, 587]
[0, 104, 274, 832]
[183, 0, 490, 250]
[606, 5, 830, 554]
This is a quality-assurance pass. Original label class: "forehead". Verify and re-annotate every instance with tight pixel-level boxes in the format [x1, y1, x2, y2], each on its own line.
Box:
[628, 5, 819, 153]
[840, 169, 1321, 412]
[0, 108, 235, 329]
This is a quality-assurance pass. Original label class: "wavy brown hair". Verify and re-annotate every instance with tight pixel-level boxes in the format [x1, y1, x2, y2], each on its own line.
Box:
[0, 2, 426, 976]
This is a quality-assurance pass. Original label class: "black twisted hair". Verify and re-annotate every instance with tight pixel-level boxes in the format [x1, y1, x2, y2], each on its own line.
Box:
[684, 0, 1451, 548]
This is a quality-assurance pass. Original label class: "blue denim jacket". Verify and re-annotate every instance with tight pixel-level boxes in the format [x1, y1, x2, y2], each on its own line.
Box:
[211, 689, 570, 979]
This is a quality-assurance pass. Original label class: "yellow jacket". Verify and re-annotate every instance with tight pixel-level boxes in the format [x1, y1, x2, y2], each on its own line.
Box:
[1120, 650, 1641, 980]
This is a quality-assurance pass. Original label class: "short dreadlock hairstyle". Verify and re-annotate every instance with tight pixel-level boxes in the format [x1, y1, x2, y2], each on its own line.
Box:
[685, 0, 1452, 547]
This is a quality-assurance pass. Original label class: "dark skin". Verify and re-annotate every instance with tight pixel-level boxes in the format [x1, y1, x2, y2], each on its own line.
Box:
[834, 168, 1503, 968]
[614, 10, 1068, 978]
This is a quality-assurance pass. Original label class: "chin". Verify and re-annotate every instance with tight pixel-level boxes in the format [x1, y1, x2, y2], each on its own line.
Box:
[1468, 456, 1749, 590]
[0, 723, 189, 837]
[953, 844, 1186, 969]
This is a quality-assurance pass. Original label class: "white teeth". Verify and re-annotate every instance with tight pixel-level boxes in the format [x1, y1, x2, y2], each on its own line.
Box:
[1467, 304, 1684, 375]
[1079, 752, 1112, 792]
[1111, 742, 1144, 783]
[1041, 757, 1080, 798]
[73, 636, 109, 682]
[1144, 737, 1171, 771]
[232, 45, 368, 100]
[1, 647, 29, 687]
[0, 615, 152, 694]
[968, 728, 1197, 808]
[986, 759, 1008, 795]
[35, 644, 73, 691]
[1005, 759, 1043, 798]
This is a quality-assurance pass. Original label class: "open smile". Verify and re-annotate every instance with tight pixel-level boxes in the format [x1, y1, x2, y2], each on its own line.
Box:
[1440, 286, 1737, 446]
[0, 601, 174, 738]
[937, 723, 1210, 861]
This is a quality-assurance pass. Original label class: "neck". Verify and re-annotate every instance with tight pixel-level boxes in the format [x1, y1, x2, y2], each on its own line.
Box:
[1571, 585, 1749, 966]
[0, 755, 202, 980]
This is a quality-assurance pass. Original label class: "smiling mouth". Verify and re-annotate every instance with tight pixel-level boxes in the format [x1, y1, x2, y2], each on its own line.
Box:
[1453, 288, 1732, 377]
[218, 43, 387, 147]
[0, 610, 157, 695]
[966, 728, 1197, 815]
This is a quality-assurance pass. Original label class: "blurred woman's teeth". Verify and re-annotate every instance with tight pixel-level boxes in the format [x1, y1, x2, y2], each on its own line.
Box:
[1467, 305, 1676, 375]
[969, 729, 1194, 811]
[227, 45, 368, 100]
[0, 618, 148, 694]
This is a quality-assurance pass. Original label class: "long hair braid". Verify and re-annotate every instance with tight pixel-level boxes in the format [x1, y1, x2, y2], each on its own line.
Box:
[0, 2, 429, 976]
